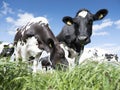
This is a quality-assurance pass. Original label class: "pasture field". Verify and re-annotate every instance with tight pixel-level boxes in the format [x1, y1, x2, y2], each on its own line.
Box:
[0, 58, 120, 90]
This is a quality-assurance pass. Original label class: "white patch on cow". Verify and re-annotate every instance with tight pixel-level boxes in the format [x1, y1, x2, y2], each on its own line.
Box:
[78, 11, 88, 18]
[14, 36, 43, 61]
[29, 17, 48, 25]
[60, 43, 77, 69]
[26, 17, 49, 30]
[39, 51, 50, 59]
[26, 37, 43, 57]
[14, 36, 44, 73]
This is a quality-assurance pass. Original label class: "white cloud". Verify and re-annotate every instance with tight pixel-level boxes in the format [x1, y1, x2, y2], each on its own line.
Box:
[93, 31, 109, 36]
[102, 43, 117, 47]
[0, 1, 14, 15]
[15, 13, 34, 27]
[6, 12, 35, 35]
[6, 17, 15, 23]
[93, 19, 113, 31]
[92, 19, 114, 36]
[114, 20, 120, 29]
[6, 12, 34, 27]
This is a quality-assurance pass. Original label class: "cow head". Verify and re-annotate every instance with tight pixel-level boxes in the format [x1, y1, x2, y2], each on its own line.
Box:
[62, 9, 108, 45]
[47, 39, 69, 70]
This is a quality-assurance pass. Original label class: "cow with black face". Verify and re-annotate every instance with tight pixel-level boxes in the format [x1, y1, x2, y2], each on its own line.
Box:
[57, 9, 108, 64]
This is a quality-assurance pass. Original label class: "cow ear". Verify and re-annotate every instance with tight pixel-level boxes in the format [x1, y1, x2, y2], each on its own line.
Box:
[47, 39, 54, 48]
[93, 9, 108, 21]
[62, 16, 73, 26]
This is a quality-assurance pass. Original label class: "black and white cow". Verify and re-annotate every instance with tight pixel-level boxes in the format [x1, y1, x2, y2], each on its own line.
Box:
[79, 48, 118, 64]
[57, 9, 108, 64]
[13, 17, 68, 72]
[0, 42, 14, 57]
[105, 54, 118, 62]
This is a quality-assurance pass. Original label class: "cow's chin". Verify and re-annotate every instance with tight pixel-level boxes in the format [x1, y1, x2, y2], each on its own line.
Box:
[79, 39, 91, 46]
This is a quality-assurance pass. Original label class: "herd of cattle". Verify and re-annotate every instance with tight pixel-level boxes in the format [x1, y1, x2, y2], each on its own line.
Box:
[0, 8, 119, 72]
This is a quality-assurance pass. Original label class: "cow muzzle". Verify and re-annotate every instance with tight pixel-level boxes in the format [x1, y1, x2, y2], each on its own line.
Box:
[78, 36, 90, 45]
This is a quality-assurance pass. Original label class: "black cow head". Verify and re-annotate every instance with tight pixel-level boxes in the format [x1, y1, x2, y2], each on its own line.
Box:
[62, 9, 108, 45]
[50, 42, 69, 70]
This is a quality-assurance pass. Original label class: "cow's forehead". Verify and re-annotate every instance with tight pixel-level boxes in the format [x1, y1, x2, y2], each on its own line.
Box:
[77, 10, 88, 18]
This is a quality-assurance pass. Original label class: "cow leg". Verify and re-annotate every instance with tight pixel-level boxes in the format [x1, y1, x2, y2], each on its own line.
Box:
[75, 46, 84, 65]
[33, 59, 38, 73]
[33, 54, 43, 73]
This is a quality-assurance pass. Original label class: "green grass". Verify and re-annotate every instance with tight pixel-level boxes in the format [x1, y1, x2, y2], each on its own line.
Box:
[0, 58, 120, 90]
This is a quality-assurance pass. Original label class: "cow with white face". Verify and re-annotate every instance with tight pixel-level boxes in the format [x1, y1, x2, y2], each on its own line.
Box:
[13, 17, 68, 72]
[57, 9, 108, 64]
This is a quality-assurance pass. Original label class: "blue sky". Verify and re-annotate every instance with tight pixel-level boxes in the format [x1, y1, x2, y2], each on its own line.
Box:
[0, 0, 120, 57]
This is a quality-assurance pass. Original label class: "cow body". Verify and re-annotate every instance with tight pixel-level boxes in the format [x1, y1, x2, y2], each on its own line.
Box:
[57, 9, 108, 64]
[13, 17, 68, 72]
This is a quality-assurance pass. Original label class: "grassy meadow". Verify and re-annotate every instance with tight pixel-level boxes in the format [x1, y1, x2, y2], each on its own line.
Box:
[0, 58, 120, 90]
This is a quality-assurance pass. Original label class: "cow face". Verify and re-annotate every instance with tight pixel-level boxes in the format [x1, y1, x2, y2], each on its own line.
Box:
[50, 42, 69, 70]
[63, 9, 108, 45]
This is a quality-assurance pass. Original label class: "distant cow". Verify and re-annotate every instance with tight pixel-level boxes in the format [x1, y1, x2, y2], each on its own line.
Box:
[79, 48, 118, 64]
[105, 54, 118, 62]
[13, 17, 68, 72]
[0, 42, 14, 57]
[57, 9, 108, 64]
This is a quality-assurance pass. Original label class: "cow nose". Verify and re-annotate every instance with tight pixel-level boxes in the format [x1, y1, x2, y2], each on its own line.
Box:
[78, 36, 88, 41]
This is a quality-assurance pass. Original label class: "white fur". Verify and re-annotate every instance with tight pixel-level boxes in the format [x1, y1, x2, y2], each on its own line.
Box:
[14, 37, 43, 73]
[60, 43, 78, 69]
[78, 11, 88, 18]
[26, 17, 48, 30]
